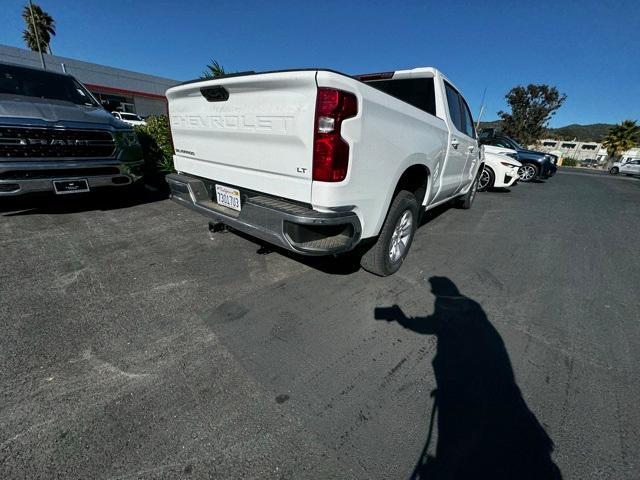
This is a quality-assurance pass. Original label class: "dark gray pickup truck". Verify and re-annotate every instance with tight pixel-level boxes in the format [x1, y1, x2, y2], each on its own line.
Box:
[0, 62, 143, 196]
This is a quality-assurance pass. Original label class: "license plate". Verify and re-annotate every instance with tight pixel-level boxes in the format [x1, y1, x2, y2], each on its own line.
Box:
[53, 179, 90, 194]
[215, 184, 241, 211]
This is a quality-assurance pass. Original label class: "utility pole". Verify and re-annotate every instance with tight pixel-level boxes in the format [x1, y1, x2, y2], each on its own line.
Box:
[475, 87, 487, 132]
[28, 0, 46, 70]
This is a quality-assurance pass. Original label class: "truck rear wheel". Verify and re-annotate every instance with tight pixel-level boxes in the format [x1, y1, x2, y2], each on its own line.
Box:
[360, 191, 418, 276]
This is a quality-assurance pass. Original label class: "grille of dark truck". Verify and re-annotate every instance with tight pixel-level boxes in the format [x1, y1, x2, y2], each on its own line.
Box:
[0, 127, 116, 159]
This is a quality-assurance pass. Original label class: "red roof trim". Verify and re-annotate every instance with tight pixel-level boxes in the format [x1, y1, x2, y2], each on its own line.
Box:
[84, 83, 167, 101]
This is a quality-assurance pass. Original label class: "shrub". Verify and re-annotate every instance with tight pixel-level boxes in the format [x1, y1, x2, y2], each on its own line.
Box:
[134, 115, 175, 181]
[562, 157, 578, 167]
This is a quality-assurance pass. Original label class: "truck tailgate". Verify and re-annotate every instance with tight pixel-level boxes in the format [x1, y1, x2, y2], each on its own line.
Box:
[166, 71, 318, 203]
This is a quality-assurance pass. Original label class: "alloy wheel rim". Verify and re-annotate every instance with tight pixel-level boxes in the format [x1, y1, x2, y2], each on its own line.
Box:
[518, 165, 536, 181]
[389, 210, 413, 263]
[479, 169, 491, 189]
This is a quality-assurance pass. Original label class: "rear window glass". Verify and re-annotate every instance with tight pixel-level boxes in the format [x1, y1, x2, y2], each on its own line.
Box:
[364, 78, 436, 116]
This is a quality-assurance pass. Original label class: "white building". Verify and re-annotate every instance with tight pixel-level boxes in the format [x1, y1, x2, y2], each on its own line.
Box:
[537, 139, 605, 163]
[537, 140, 639, 166]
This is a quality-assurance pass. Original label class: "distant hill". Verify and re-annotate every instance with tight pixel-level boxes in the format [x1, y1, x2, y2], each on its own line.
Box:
[546, 124, 614, 142]
[478, 121, 615, 143]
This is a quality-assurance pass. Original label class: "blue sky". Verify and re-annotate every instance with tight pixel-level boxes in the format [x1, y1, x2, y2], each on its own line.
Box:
[2, 0, 638, 127]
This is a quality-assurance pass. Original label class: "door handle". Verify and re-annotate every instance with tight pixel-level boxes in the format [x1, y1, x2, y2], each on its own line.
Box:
[451, 138, 459, 149]
[467, 145, 475, 152]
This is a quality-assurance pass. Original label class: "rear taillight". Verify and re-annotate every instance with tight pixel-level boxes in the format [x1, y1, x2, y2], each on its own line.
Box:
[313, 88, 358, 182]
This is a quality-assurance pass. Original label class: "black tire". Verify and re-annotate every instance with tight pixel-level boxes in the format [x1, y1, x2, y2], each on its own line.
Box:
[517, 163, 538, 182]
[123, 179, 147, 197]
[360, 190, 419, 276]
[477, 166, 494, 192]
[610, 167, 619, 175]
[455, 168, 481, 209]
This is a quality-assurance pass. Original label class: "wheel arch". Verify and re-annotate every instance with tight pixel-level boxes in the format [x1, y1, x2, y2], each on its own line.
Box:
[393, 163, 431, 207]
[479, 163, 494, 190]
[369, 162, 431, 238]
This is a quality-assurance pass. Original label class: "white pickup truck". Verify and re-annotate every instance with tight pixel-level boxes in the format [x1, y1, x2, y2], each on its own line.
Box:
[166, 67, 482, 276]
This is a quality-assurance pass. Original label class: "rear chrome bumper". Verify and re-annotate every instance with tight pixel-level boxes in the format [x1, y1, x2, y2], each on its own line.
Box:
[166, 172, 362, 255]
[0, 159, 142, 196]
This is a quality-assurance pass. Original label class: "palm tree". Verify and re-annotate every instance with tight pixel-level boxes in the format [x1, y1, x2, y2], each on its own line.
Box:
[602, 120, 639, 168]
[201, 60, 227, 79]
[22, 3, 56, 55]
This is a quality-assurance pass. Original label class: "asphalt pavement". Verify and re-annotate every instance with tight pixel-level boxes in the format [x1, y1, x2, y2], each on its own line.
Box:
[1, 169, 639, 479]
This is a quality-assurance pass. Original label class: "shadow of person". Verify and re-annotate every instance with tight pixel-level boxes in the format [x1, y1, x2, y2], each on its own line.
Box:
[375, 277, 562, 480]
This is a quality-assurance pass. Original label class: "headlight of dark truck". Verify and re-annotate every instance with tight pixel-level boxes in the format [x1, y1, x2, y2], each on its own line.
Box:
[114, 130, 140, 150]
[114, 130, 144, 177]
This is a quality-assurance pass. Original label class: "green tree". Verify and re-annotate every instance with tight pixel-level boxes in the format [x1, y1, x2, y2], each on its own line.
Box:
[602, 120, 639, 167]
[134, 115, 175, 175]
[22, 3, 56, 55]
[498, 84, 567, 146]
[201, 60, 227, 79]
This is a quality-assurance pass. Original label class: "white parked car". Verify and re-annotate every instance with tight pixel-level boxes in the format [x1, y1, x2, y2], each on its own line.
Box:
[112, 111, 147, 126]
[166, 67, 483, 276]
[483, 143, 524, 166]
[478, 150, 521, 191]
[610, 157, 640, 175]
[483, 143, 517, 157]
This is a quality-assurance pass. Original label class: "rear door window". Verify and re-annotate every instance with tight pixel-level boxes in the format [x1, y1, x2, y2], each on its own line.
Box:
[459, 95, 476, 139]
[444, 82, 463, 134]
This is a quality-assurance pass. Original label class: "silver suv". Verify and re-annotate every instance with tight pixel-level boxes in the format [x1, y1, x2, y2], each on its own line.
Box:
[610, 158, 640, 176]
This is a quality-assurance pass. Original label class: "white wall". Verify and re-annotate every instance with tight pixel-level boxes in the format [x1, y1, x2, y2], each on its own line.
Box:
[134, 96, 167, 117]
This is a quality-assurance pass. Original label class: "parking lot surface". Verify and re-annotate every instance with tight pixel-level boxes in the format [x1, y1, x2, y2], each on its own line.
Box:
[1, 169, 639, 479]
